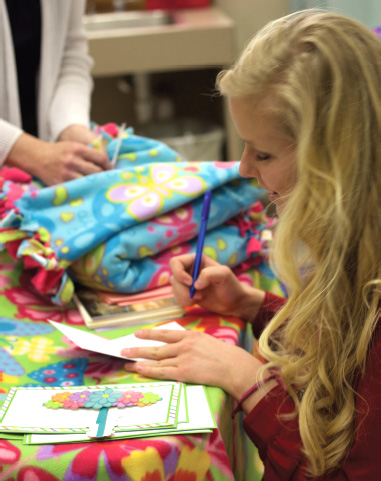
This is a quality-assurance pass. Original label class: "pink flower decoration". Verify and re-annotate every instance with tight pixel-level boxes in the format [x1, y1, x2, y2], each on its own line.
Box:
[62, 400, 82, 409]
[115, 390, 144, 407]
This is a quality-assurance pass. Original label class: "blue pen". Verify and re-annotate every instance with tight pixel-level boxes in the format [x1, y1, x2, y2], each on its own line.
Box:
[190, 190, 212, 299]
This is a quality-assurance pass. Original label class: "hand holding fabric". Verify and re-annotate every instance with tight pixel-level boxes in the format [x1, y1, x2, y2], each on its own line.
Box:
[58, 124, 107, 153]
[6, 131, 111, 185]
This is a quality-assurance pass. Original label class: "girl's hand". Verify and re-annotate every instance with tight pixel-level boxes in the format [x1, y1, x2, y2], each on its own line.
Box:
[170, 254, 265, 321]
[122, 328, 265, 400]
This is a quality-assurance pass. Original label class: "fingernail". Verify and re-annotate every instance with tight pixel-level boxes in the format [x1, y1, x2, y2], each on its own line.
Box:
[134, 330, 143, 337]
[121, 348, 131, 357]
[136, 364, 143, 372]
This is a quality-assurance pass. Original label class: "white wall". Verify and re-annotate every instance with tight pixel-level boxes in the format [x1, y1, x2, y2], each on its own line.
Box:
[214, 0, 290, 55]
[291, 0, 381, 29]
[213, 0, 290, 160]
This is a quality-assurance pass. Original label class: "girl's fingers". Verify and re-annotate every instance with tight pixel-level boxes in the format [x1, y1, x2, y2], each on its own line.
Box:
[169, 254, 195, 285]
[78, 144, 111, 168]
[135, 328, 187, 343]
[194, 264, 232, 289]
[120, 329, 187, 359]
[170, 276, 198, 305]
[124, 361, 181, 381]
[121, 341, 178, 361]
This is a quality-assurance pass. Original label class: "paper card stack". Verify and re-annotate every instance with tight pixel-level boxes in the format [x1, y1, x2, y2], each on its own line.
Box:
[0, 381, 216, 445]
[0, 320, 216, 445]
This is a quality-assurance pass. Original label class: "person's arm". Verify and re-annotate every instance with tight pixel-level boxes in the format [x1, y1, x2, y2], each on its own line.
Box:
[243, 386, 305, 480]
[48, 0, 94, 142]
[0, 119, 23, 166]
[243, 321, 381, 481]
[251, 290, 287, 338]
[5, 131, 109, 185]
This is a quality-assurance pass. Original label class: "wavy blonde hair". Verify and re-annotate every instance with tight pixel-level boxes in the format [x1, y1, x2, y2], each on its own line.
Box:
[217, 10, 381, 477]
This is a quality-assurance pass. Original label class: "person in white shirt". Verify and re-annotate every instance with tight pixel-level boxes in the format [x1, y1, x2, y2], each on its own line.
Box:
[0, 0, 110, 185]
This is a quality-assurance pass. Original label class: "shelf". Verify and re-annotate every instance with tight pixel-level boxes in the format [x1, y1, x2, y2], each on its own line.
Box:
[85, 7, 235, 75]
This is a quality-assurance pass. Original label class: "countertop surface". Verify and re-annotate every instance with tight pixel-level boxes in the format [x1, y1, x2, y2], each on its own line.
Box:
[84, 7, 235, 75]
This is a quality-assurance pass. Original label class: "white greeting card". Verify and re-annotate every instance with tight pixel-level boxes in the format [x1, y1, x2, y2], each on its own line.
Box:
[49, 320, 185, 360]
[0, 382, 181, 438]
[24, 385, 216, 444]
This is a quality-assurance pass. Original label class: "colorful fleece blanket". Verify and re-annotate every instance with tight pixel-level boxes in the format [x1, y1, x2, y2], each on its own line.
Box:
[0, 126, 274, 305]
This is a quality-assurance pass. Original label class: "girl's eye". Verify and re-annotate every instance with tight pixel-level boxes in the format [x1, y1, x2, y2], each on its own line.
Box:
[256, 153, 271, 161]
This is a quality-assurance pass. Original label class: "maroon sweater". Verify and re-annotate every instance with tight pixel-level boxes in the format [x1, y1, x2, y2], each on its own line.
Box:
[244, 292, 381, 480]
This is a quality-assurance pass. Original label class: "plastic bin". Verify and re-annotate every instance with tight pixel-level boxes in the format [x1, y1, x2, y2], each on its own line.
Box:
[139, 118, 225, 161]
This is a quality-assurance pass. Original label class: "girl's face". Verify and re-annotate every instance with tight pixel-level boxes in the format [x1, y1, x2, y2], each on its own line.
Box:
[229, 97, 297, 215]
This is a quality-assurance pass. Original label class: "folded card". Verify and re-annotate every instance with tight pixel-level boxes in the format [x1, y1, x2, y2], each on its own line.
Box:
[48, 320, 185, 361]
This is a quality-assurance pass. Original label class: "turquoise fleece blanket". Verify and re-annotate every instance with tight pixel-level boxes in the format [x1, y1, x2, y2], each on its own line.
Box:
[0, 128, 272, 305]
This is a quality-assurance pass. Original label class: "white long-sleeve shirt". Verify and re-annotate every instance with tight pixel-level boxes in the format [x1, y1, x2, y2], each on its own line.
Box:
[0, 0, 93, 164]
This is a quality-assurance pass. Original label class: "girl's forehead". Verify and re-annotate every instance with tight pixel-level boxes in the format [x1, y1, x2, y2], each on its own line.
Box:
[230, 98, 290, 142]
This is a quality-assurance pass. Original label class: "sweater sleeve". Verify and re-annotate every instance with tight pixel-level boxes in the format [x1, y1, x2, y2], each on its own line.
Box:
[0, 119, 23, 165]
[243, 385, 305, 480]
[243, 320, 381, 481]
[48, 0, 93, 141]
[251, 291, 287, 339]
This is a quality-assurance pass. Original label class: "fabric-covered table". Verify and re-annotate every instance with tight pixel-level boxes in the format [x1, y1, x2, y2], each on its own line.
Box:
[0, 250, 266, 481]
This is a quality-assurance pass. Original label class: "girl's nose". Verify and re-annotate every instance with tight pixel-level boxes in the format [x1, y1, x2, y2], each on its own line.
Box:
[239, 155, 258, 179]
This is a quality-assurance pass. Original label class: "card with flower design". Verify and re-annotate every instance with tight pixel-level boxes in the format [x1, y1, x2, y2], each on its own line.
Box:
[24, 385, 215, 445]
[0, 382, 182, 439]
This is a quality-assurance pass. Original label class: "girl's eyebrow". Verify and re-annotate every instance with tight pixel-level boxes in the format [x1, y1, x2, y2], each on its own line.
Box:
[243, 140, 271, 155]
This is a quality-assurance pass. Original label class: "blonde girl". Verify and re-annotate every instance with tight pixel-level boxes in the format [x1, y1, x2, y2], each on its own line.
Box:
[123, 10, 381, 479]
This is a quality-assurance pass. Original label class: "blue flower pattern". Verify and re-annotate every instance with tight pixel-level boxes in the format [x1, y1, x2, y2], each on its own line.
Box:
[84, 388, 122, 409]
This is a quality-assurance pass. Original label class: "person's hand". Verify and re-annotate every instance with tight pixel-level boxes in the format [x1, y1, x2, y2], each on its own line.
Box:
[6, 132, 111, 186]
[58, 124, 106, 151]
[170, 254, 265, 321]
[122, 328, 267, 401]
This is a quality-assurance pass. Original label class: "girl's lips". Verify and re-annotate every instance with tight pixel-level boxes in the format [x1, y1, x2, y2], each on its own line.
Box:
[268, 191, 279, 203]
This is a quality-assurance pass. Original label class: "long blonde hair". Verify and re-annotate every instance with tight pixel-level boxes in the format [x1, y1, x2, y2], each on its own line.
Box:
[217, 10, 381, 477]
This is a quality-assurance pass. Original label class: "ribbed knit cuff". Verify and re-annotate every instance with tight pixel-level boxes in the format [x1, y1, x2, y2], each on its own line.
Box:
[0, 120, 23, 165]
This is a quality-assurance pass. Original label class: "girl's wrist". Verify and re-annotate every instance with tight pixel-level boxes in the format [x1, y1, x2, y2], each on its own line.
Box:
[233, 284, 266, 321]
[7, 133, 47, 177]
[225, 355, 266, 399]
[232, 373, 277, 418]
[238, 377, 279, 415]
